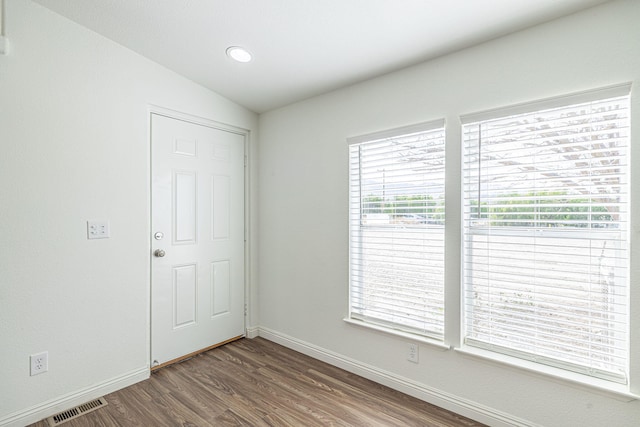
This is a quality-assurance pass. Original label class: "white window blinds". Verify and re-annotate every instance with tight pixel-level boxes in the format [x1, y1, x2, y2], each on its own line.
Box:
[462, 86, 630, 383]
[348, 120, 445, 340]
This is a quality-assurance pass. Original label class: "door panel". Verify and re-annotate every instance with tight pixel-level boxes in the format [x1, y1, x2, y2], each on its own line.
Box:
[174, 171, 197, 243]
[173, 264, 197, 327]
[151, 113, 245, 366]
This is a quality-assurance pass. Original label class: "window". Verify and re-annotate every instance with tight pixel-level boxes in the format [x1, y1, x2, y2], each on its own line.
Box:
[348, 121, 446, 340]
[462, 86, 630, 383]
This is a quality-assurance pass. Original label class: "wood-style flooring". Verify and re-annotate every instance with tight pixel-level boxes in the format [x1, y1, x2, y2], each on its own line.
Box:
[29, 337, 486, 426]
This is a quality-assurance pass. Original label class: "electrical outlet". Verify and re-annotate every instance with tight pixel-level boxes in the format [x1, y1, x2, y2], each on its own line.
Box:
[30, 351, 48, 376]
[87, 220, 110, 239]
[407, 343, 419, 363]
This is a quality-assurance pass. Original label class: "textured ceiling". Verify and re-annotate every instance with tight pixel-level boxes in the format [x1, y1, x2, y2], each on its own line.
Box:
[34, 0, 610, 113]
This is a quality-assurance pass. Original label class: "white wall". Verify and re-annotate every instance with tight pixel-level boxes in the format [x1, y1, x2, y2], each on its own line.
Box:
[0, 1, 258, 425]
[257, 0, 640, 426]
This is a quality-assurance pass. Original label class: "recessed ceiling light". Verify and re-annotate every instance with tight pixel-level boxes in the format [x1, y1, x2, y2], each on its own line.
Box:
[226, 46, 252, 63]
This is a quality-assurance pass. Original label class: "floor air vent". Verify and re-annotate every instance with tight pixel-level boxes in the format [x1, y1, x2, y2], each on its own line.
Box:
[46, 397, 108, 426]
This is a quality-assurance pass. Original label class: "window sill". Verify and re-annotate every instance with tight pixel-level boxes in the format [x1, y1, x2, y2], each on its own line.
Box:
[343, 317, 451, 351]
[455, 345, 638, 402]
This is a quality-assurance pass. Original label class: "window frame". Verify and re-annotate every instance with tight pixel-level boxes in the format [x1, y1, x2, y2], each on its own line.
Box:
[347, 119, 447, 342]
[460, 84, 631, 384]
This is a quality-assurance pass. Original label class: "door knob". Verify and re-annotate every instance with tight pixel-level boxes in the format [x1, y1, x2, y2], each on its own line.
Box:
[154, 249, 166, 258]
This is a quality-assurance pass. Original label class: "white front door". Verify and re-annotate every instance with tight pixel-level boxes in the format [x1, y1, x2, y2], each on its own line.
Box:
[151, 113, 245, 367]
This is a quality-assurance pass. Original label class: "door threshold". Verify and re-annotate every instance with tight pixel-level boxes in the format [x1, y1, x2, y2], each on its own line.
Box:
[151, 335, 244, 372]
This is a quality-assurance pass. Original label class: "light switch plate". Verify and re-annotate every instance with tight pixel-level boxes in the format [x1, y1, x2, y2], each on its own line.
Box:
[87, 220, 110, 239]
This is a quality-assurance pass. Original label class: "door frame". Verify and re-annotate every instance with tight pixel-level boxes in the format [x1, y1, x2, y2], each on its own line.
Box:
[147, 105, 251, 369]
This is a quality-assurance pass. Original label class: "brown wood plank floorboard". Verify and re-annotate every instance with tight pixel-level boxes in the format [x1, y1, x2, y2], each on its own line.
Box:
[28, 337, 487, 427]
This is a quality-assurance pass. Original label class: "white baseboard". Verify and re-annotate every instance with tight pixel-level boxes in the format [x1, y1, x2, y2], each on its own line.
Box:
[0, 367, 149, 427]
[245, 325, 260, 339]
[257, 327, 537, 427]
